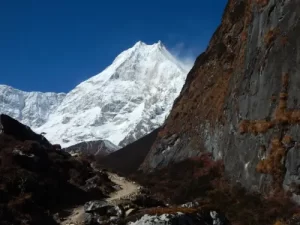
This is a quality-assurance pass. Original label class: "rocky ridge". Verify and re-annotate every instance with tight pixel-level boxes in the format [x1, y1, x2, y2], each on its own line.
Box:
[141, 0, 300, 201]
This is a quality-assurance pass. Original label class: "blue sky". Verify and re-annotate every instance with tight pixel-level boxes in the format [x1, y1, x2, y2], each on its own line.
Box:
[0, 0, 227, 93]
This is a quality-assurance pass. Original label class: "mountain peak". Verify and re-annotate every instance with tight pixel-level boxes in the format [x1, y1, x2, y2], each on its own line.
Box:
[155, 40, 163, 47]
[35, 40, 189, 147]
[133, 41, 146, 48]
[132, 41, 166, 51]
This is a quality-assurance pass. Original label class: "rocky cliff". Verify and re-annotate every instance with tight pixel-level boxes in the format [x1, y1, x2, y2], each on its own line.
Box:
[141, 0, 300, 200]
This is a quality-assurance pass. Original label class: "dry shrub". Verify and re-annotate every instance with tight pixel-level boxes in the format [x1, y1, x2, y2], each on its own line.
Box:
[239, 120, 250, 134]
[239, 120, 273, 134]
[131, 153, 224, 204]
[207, 181, 298, 225]
[289, 110, 300, 123]
[282, 135, 293, 145]
[282, 72, 289, 89]
[256, 0, 269, 7]
[132, 153, 299, 225]
[274, 220, 287, 225]
[264, 28, 280, 48]
[7, 193, 32, 210]
[157, 127, 170, 138]
[256, 137, 287, 188]
[240, 30, 248, 42]
[271, 94, 277, 102]
[146, 207, 198, 215]
[279, 92, 288, 100]
[281, 36, 288, 46]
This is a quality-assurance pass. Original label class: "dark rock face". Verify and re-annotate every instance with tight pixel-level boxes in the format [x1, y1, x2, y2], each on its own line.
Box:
[0, 114, 51, 147]
[141, 0, 300, 197]
[98, 129, 159, 176]
[64, 139, 119, 156]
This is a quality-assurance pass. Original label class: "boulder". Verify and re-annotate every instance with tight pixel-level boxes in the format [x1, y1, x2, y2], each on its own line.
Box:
[83, 201, 124, 225]
[180, 201, 199, 208]
[127, 210, 230, 225]
[126, 208, 138, 217]
[84, 200, 110, 213]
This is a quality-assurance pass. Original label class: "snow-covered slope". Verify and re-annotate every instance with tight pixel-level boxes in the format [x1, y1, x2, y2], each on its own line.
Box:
[0, 85, 65, 128]
[36, 41, 189, 147]
[64, 139, 120, 156]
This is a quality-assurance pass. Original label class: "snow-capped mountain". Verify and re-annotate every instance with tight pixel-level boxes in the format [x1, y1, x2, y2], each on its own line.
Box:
[1, 41, 190, 148]
[0, 85, 65, 127]
[35, 41, 189, 147]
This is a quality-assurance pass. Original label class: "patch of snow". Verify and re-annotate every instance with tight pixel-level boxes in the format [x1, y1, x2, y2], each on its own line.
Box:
[0, 85, 65, 128]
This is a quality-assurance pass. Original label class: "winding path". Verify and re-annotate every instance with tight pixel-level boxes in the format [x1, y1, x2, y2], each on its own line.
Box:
[60, 171, 140, 225]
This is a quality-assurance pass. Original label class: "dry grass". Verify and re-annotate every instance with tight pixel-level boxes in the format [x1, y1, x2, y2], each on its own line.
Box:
[264, 28, 280, 48]
[7, 193, 32, 209]
[272, 74, 300, 124]
[282, 135, 293, 145]
[133, 154, 300, 225]
[256, 137, 287, 188]
[146, 207, 198, 215]
[271, 94, 277, 102]
[282, 72, 289, 89]
[273, 220, 287, 225]
[240, 72, 300, 191]
[288, 110, 300, 123]
[279, 92, 288, 100]
[281, 36, 288, 47]
[256, 0, 269, 7]
[241, 30, 248, 42]
[239, 120, 273, 134]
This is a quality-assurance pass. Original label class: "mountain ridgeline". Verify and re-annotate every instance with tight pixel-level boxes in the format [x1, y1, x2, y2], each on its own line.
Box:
[141, 0, 300, 201]
[0, 41, 189, 149]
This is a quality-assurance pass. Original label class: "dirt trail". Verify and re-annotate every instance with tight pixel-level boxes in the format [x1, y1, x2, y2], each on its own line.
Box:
[60, 172, 140, 225]
[107, 172, 140, 202]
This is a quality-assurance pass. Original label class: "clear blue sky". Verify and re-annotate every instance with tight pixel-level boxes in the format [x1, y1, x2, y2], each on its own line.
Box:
[0, 0, 227, 93]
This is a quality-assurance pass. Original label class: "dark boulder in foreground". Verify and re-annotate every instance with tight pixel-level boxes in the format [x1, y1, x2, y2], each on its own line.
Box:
[0, 114, 52, 147]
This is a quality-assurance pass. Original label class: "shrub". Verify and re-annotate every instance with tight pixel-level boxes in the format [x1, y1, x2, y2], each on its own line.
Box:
[256, 0, 269, 7]
[145, 207, 198, 215]
[264, 28, 280, 48]
[131, 154, 299, 225]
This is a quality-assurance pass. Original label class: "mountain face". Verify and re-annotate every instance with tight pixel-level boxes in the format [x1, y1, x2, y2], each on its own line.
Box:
[0, 85, 65, 128]
[64, 139, 119, 156]
[35, 41, 189, 147]
[141, 0, 300, 201]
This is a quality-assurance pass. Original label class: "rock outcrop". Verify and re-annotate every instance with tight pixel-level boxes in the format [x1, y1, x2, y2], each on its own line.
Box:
[64, 140, 119, 156]
[141, 0, 300, 198]
[127, 210, 229, 225]
[0, 114, 52, 147]
[0, 114, 116, 225]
